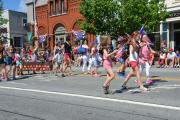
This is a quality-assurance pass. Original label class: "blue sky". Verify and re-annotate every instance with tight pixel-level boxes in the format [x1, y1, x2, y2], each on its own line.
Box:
[2, 0, 26, 12]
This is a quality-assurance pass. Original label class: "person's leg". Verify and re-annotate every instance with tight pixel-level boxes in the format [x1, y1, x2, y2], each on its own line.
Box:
[135, 63, 145, 85]
[122, 71, 134, 87]
[171, 57, 175, 67]
[82, 55, 87, 72]
[103, 68, 115, 94]
[145, 62, 153, 85]
[178, 58, 180, 67]
[134, 66, 148, 91]
[88, 58, 92, 72]
[165, 58, 168, 67]
[103, 69, 115, 86]
[2, 64, 8, 80]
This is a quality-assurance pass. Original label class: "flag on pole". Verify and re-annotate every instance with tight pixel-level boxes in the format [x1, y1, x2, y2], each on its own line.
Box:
[34, 20, 39, 38]
[72, 30, 86, 41]
[39, 34, 47, 43]
[139, 25, 146, 35]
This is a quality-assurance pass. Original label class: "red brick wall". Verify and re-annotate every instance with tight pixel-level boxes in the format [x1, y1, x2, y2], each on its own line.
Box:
[36, 0, 95, 50]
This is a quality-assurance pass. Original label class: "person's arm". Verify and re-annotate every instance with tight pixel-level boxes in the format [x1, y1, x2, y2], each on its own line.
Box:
[150, 47, 156, 54]
[129, 45, 134, 54]
[104, 49, 118, 58]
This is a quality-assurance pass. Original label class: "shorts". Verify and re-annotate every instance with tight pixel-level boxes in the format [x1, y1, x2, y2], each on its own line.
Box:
[117, 57, 125, 63]
[64, 53, 71, 61]
[129, 61, 138, 69]
[16, 61, 22, 67]
[158, 59, 165, 65]
[92, 60, 99, 67]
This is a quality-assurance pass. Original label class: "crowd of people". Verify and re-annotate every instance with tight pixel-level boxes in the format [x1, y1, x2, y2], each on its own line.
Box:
[0, 32, 180, 94]
[158, 41, 180, 68]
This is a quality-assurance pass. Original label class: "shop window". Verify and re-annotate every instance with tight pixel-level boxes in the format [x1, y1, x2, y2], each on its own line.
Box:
[162, 32, 167, 41]
[163, 23, 168, 32]
[174, 23, 180, 30]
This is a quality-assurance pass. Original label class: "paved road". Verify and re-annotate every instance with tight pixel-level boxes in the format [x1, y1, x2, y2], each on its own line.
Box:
[0, 67, 180, 120]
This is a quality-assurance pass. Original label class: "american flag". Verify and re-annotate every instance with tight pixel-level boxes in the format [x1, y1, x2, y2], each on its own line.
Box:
[39, 34, 47, 43]
[72, 30, 86, 41]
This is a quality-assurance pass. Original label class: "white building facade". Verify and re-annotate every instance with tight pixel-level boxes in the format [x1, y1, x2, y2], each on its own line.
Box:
[161, 0, 180, 50]
[1, 10, 27, 48]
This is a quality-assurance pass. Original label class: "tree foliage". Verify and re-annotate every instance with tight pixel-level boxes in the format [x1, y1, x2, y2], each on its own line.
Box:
[0, 0, 8, 26]
[80, 0, 168, 35]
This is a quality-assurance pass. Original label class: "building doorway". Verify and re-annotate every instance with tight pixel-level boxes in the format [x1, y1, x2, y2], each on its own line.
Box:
[54, 24, 66, 45]
[174, 31, 180, 50]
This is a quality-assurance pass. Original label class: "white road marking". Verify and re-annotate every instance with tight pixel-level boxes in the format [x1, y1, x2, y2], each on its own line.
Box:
[7, 82, 27, 86]
[150, 84, 180, 90]
[0, 86, 180, 111]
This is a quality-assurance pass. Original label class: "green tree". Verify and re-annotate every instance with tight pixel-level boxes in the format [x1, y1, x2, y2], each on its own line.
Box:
[80, 0, 168, 35]
[80, 0, 121, 36]
[0, 0, 8, 25]
[0, 0, 8, 43]
[119, 0, 168, 33]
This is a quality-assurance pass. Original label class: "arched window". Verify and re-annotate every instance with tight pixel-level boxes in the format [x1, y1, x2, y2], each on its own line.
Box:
[54, 24, 67, 44]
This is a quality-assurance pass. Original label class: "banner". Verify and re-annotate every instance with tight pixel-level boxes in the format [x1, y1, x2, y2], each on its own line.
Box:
[27, 32, 33, 42]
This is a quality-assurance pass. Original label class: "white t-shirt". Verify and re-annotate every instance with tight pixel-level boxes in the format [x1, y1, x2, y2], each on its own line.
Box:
[129, 45, 138, 62]
[160, 53, 166, 59]
[167, 52, 176, 59]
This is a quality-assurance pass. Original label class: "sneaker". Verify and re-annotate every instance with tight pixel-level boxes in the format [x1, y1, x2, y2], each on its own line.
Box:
[140, 86, 148, 91]
[117, 72, 125, 78]
[177, 64, 180, 68]
[61, 74, 66, 77]
[102, 86, 109, 94]
[12, 77, 16, 80]
[121, 85, 128, 90]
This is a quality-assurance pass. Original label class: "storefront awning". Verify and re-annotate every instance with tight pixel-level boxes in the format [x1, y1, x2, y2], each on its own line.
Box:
[166, 17, 180, 22]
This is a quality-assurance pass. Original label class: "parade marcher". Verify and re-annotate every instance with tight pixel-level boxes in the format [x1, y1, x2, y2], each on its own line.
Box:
[101, 36, 118, 94]
[175, 50, 180, 68]
[88, 46, 102, 77]
[0, 43, 8, 81]
[80, 40, 89, 73]
[53, 46, 63, 76]
[62, 35, 72, 77]
[116, 36, 129, 78]
[121, 33, 148, 91]
[14, 49, 23, 77]
[3, 47, 13, 79]
[138, 34, 156, 85]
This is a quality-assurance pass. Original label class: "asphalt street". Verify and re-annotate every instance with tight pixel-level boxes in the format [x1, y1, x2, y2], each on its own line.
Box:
[0, 67, 180, 120]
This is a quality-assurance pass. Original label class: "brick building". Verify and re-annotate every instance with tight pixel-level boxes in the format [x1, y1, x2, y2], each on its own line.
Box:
[26, 0, 95, 50]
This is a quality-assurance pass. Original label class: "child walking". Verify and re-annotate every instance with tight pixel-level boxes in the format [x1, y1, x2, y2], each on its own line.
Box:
[101, 36, 118, 94]
[121, 34, 148, 91]
[138, 35, 156, 85]
[88, 46, 102, 77]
